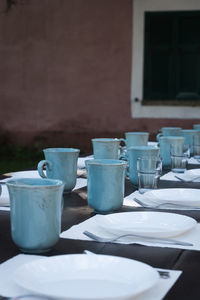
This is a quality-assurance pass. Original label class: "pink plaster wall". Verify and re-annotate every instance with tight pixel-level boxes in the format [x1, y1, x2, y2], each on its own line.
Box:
[0, 0, 198, 152]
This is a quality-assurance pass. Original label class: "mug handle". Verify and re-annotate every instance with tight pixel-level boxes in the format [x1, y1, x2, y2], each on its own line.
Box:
[156, 133, 163, 142]
[37, 160, 52, 178]
[119, 138, 126, 145]
[119, 154, 130, 178]
[119, 138, 126, 156]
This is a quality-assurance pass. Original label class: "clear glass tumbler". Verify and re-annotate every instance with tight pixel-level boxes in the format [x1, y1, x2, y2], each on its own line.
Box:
[137, 157, 162, 194]
[170, 144, 189, 173]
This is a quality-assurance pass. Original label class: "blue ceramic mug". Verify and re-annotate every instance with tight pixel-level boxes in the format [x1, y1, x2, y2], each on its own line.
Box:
[156, 127, 182, 141]
[193, 124, 200, 130]
[86, 159, 127, 214]
[92, 138, 121, 159]
[120, 132, 149, 149]
[121, 146, 160, 186]
[6, 178, 64, 253]
[159, 136, 185, 169]
[38, 148, 80, 192]
[181, 129, 200, 156]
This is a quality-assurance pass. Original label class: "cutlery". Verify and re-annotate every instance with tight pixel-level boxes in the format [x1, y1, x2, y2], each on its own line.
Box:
[133, 197, 200, 210]
[157, 270, 170, 279]
[0, 295, 51, 300]
[83, 250, 170, 279]
[174, 175, 200, 182]
[83, 230, 193, 246]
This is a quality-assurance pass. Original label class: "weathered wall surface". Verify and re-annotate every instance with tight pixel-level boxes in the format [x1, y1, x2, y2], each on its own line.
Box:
[0, 0, 198, 153]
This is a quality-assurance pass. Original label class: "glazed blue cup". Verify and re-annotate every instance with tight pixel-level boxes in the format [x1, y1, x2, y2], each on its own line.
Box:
[159, 136, 185, 169]
[156, 127, 182, 141]
[193, 124, 200, 130]
[92, 138, 120, 159]
[6, 178, 64, 253]
[86, 159, 127, 214]
[121, 146, 159, 186]
[181, 129, 200, 156]
[120, 132, 149, 148]
[37, 148, 80, 192]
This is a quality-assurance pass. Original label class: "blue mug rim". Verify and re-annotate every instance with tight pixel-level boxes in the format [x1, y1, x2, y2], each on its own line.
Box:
[125, 132, 149, 135]
[160, 136, 184, 140]
[6, 178, 64, 188]
[92, 138, 120, 142]
[127, 145, 158, 150]
[85, 159, 127, 166]
[161, 127, 181, 130]
[43, 148, 80, 153]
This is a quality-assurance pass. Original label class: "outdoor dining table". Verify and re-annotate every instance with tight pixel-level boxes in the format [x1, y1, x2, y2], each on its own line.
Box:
[0, 163, 200, 299]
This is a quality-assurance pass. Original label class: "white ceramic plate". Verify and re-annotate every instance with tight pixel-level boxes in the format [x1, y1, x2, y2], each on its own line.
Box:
[14, 254, 159, 300]
[4, 170, 41, 179]
[95, 211, 196, 238]
[142, 188, 200, 207]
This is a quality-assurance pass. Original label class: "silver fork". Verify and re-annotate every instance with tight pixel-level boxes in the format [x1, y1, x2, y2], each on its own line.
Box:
[174, 175, 200, 182]
[83, 231, 193, 246]
[133, 197, 200, 210]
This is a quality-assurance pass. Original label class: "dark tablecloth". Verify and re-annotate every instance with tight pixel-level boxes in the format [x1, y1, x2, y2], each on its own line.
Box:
[1, 165, 200, 299]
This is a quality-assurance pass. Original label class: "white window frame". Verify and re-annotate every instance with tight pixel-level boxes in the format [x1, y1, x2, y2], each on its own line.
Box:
[131, 0, 200, 119]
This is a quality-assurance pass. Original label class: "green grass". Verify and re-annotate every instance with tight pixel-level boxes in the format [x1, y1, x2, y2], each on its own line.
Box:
[0, 146, 43, 175]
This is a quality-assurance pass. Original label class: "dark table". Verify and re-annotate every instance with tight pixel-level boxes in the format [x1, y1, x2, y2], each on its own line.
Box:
[1, 165, 200, 299]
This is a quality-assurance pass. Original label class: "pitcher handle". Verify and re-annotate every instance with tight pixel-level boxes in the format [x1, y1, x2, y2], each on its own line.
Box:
[37, 160, 52, 178]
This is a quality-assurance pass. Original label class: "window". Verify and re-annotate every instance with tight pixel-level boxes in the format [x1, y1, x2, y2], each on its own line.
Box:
[143, 11, 200, 102]
[131, 0, 200, 119]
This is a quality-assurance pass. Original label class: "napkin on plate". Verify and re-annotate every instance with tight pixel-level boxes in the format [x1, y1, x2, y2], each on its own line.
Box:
[0, 185, 9, 206]
[77, 155, 93, 169]
[160, 169, 200, 182]
[60, 214, 200, 251]
[0, 254, 182, 300]
[123, 190, 200, 210]
[188, 157, 200, 165]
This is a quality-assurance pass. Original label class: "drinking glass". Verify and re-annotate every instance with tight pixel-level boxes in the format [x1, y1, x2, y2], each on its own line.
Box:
[137, 157, 162, 194]
[193, 134, 200, 159]
[170, 144, 189, 173]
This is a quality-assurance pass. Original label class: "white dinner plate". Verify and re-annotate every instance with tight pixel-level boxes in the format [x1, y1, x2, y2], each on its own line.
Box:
[13, 254, 159, 300]
[95, 211, 196, 238]
[4, 170, 41, 179]
[142, 188, 200, 207]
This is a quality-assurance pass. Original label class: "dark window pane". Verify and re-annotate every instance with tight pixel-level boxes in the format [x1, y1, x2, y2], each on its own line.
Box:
[143, 11, 200, 101]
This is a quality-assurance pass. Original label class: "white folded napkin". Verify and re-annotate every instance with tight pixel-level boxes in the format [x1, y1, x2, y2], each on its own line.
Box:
[0, 185, 9, 206]
[60, 215, 200, 251]
[160, 169, 200, 182]
[123, 190, 200, 210]
[188, 157, 200, 165]
[148, 141, 158, 147]
[0, 177, 87, 211]
[77, 155, 93, 169]
[0, 254, 182, 300]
